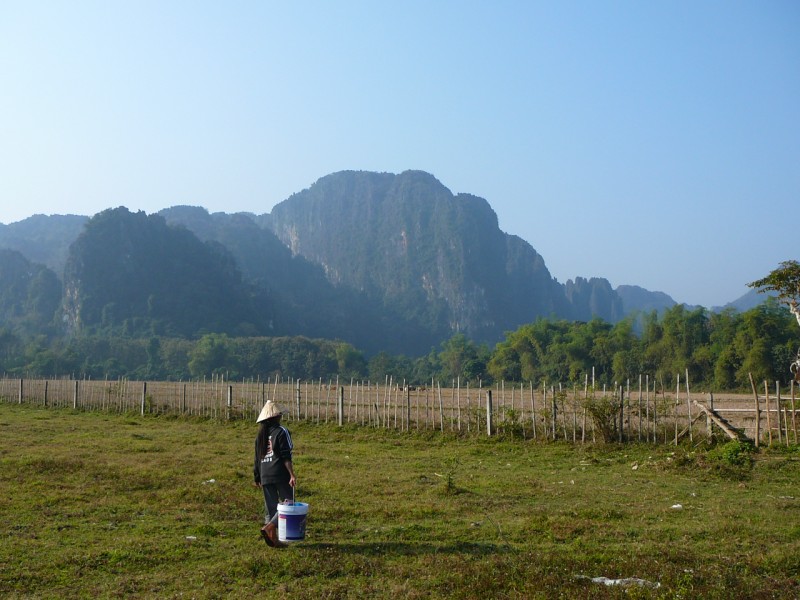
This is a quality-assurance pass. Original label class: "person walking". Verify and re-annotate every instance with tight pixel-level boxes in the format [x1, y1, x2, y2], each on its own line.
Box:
[253, 401, 296, 547]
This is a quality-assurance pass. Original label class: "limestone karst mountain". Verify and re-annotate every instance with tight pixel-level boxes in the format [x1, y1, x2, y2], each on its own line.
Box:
[1, 170, 738, 355]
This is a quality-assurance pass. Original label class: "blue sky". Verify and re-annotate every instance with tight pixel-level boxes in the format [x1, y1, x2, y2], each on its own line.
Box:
[1, 1, 798, 308]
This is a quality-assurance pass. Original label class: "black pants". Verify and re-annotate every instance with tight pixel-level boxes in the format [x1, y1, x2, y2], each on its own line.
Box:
[262, 480, 293, 525]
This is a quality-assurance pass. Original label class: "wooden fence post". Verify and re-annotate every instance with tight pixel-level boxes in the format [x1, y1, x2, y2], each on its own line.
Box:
[674, 374, 680, 446]
[44, 380, 48, 407]
[764, 380, 772, 446]
[791, 380, 798, 444]
[626, 379, 631, 440]
[141, 381, 147, 416]
[486, 390, 493, 436]
[775, 381, 784, 445]
[644, 374, 650, 443]
[305, 380, 310, 421]
[406, 385, 411, 432]
[348, 378, 354, 424]
[638, 375, 643, 442]
[706, 392, 714, 439]
[456, 377, 461, 432]
[227, 385, 233, 420]
[338, 386, 344, 426]
[438, 382, 444, 433]
[778, 380, 789, 446]
[685, 369, 693, 443]
[18, 378, 23, 404]
[748, 373, 760, 447]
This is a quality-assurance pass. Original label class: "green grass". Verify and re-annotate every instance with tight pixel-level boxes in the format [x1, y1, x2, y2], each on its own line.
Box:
[1, 403, 798, 599]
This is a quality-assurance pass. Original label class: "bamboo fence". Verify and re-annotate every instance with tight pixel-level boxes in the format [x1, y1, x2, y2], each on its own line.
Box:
[1, 373, 797, 446]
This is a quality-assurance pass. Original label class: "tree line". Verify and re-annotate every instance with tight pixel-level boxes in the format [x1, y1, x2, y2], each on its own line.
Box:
[0, 299, 796, 391]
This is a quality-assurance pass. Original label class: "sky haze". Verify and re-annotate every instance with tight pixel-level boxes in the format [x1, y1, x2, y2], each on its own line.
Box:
[1, 1, 798, 308]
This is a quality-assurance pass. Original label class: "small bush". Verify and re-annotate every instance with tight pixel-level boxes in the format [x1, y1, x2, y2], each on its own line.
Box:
[582, 392, 618, 443]
[708, 440, 755, 468]
[497, 408, 525, 439]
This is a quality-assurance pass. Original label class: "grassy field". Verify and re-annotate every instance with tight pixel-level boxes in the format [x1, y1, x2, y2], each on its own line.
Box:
[1, 403, 798, 599]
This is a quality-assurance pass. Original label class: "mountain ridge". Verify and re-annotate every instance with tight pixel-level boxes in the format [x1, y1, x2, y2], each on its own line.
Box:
[0, 170, 778, 354]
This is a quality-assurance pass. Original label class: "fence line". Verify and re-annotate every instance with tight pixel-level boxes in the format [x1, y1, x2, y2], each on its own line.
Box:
[1, 375, 797, 446]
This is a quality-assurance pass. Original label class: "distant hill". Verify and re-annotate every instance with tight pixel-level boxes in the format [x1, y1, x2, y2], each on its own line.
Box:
[0, 248, 61, 336]
[616, 284, 676, 315]
[62, 208, 272, 338]
[566, 277, 624, 322]
[0, 214, 88, 278]
[0, 170, 774, 355]
[721, 288, 778, 312]
[159, 205, 435, 354]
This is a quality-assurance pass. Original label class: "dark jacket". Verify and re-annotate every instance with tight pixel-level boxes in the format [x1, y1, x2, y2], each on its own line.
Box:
[253, 421, 293, 485]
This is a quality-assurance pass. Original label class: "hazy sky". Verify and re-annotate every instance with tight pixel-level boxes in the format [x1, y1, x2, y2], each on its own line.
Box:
[1, 2, 798, 308]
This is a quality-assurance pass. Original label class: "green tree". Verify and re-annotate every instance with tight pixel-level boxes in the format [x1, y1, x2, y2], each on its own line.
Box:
[487, 343, 521, 383]
[749, 260, 800, 378]
[732, 300, 796, 385]
[335, 342, 367, 379]
[146, 336, 163, 379]
[410, 349, 441, 385]
[438, 334, 482, 383]
[0, 328, 23, 373]
[608, 318, 642, 383]
[188, 334, 233, 378]
[368, 351, 415, 383]
[748, 260, 800, 305]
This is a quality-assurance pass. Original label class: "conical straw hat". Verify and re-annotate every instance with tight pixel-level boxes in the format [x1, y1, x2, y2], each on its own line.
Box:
[256, 401, 287, 423]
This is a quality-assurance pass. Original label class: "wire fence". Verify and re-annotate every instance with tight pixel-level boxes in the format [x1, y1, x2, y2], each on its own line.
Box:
[1, 373, 797, 446]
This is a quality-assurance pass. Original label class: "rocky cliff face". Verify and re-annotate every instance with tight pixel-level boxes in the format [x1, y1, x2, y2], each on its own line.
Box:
[565, 277, 625, 322]
[161, 204, 437, 354]
[267, 170, 570, 344]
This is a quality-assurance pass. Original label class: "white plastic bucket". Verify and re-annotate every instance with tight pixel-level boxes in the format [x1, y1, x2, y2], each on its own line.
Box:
[277, 502, 309, 542]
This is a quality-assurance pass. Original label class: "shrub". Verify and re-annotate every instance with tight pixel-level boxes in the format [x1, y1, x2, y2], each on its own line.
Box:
[582, 392, 618, 443]
[708, 440, 756, 468]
